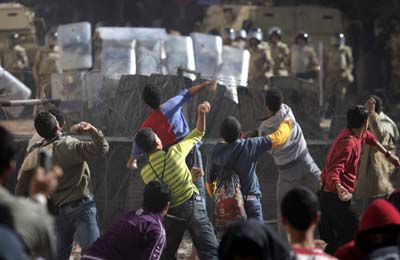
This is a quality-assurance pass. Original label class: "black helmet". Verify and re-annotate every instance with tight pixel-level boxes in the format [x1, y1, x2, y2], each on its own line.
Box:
[295, 32, 309, 44]
[268, 27, 282, 39]
[331, 32, 345, 45]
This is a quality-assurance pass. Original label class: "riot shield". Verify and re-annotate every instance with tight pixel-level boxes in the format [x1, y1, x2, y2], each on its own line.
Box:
[57, 22, 92, 70]
[164, 35, 195, 78]
[0, 66, 31, 117]
[190, 32, 223, 79]
[101, 39, 136, 78]
[130, 28, 167, 76]
[217, 46, 250, 103]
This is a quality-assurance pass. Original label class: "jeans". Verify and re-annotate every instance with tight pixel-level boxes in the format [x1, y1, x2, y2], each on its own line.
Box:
[162, 193, 218, 260]
[185, 146, 206, 201]
[244, 196, 263, 223]
[319, 190, 360, 254]
[56, 199, 100, 260]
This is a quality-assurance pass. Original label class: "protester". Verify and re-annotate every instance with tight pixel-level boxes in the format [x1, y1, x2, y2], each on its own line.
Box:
[0, 126, 59, 259]
[218, 219, 293, 260]
[206, 116, 292, 223]
[355, 95, 399, 211]
[319, 105, 400, 254]
[258, 88, 321, 239]
[136, 102, 218, 260]
[335, 199, 400, 260]
[127, 80, 216, 201]
[16, 112, 109, 259]
[82, 180, 171, 260]
[281, 186, 337, 259]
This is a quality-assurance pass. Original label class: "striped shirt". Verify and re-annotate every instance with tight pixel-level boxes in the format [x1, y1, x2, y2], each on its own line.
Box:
[141, 129, 203, 208]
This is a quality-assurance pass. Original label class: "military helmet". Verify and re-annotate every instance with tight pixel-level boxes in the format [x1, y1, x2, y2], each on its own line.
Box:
[223, 28, 236, 41]
[295, 32, 309, 43]
[332, 32, 346, 45]
[268, 27, 282, 39]
[249, 27, 263, 42]
[9, 33, 20, 41]
[235, 29, 247, 40]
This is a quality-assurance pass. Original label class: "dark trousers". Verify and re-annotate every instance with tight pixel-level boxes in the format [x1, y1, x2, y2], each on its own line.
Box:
[319, 190, 360, 254]
[162, 193, 218, 260]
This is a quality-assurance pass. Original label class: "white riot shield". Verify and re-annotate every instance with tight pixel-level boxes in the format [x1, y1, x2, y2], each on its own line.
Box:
[130, 28, 167, 75]
[0, 66, 31, 117]
[217, 46, 250, 103]
[58, 22, 92, 70]
[101, 39, 136, 78]
[164, 35, 195, 77]
[190, 32, 223, 79]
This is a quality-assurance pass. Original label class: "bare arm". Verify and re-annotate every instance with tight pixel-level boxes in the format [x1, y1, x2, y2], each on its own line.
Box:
[373, 141, 400, 167]
[188, 80, 216, 97]
[196, 101, 210, 132]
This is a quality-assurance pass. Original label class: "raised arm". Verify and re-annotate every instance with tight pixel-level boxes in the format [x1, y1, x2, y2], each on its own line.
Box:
[171, 102, 210, 158]
[188, 80, 216, 97]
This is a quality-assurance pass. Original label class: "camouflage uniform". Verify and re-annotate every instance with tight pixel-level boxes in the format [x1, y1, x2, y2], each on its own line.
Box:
[1, 44, 29, 81]
[291, 44, 320, 79]
[248, 41, 274, 83]
[33, 46, 62, 99]
[270, 41, 290, 76]
[324, 45, 353, 113]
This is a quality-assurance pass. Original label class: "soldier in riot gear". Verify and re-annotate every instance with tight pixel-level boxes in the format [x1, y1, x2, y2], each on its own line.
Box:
[222, 28, 235, 46]
[291, 32, 320, 80]
[268, 27, 290, 76]
[232, 28, 247, 49]
[33, 31, 62, 101]
[324, 32, 354, 116]
[248, 27, 274, 86]
[1, 33, 29, 81]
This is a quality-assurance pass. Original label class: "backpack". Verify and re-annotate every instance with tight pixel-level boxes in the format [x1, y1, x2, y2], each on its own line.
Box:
[213, 167, 247, 231]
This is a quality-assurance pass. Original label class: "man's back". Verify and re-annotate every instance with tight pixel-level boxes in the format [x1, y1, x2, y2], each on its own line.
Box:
[85, 209, 165, 260]
[52, 132, 109, 206]
[208, 137, 272, 196]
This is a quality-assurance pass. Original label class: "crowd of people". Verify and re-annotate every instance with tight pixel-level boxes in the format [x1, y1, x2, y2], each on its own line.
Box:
[0, 73, 399, 259]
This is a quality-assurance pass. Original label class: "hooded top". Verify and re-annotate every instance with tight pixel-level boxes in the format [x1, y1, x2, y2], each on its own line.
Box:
[335, 199, 400, 260]
[218, 219, 294, 260]
[259, 104, 307, 166]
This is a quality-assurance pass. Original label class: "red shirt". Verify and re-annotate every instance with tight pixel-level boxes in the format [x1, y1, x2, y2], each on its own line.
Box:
[321, 128, 377, 193]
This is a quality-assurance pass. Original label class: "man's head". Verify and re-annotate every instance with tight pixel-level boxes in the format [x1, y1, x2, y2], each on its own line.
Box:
[48, 108, 65, 129]
[220, 116, 241, 143]
[265, 89, 283, 116]
[142, 84, 162, 109]
[364, 95, 383, 114]
[135, 128, 162, 153]
[142, 180, 171, 216]
[0, 127, 15, 183]
[281, 186, 320, 233]
[347, 105, 369, 130]
[34, 112, 60, 140]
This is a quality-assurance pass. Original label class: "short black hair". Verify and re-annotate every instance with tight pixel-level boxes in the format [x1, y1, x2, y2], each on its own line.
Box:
[365, 95, 383, 114]
[34, 112, 59, 139]
[281, 186, 319, 231]
[220, 116, 241, 143]
[0, 127, 15, 177]
[347, 105, 369, 129]
[142, 84, 162, 109]
[135, 128, 157, 153]
[142, 180, 171, 213]
[48, 108, 65, 128]
[265, 89, 283, 112]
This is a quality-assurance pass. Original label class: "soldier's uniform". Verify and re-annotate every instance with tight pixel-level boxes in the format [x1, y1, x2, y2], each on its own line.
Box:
[1, 44, 29, 81]
[270, 41, 290, 76]
[291, 44, 320, 80]
[249, 41, 274, 83]
[33, 46, 62, 99]
[324, 44, 354, 113]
